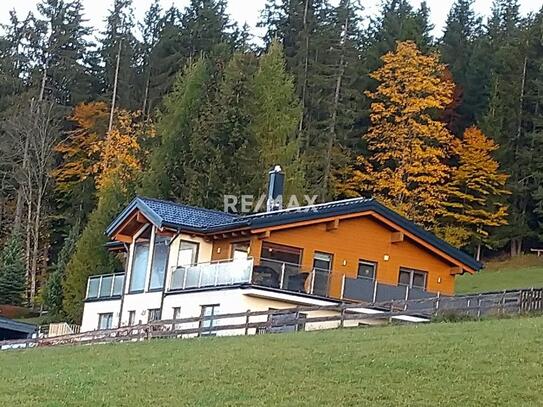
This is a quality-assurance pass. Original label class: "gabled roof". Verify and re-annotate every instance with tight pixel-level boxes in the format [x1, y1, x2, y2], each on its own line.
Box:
[106, 196, 240, 236]
[106, 196, 482, 272]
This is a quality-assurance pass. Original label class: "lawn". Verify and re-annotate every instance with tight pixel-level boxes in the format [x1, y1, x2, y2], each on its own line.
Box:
[456, 255, 543, 294]
[1, 317, 543, 406]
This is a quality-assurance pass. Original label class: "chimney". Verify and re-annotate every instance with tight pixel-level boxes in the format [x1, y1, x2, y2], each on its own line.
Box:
[267, 165, 285, 212]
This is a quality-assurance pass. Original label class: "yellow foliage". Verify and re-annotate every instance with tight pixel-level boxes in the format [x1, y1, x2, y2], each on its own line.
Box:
[95, 111, 156, 192]
[441, 126, 509, 245]
[54, 103, 155, 195]
[347, 41, 455, 227]
[53, 102, 109, 191]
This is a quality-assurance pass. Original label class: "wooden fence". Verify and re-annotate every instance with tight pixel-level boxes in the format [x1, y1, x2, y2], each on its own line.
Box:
[2, 288, 542, 351]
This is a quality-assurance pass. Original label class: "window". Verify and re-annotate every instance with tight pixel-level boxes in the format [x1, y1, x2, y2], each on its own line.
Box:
[312, 252, 333, 297]
[149, 237, 169, 290]
[177, 241, 199, 266]
[232, 242, 250, 260]
[200, 304, 219, 336]
[358, 261, 377, 280]
[148, 308, 161, 323]
[128, 311, 136, 326]
[398, 268, 428, 289]
[129, 242, 150, 293]
[98, 313, 113, 330]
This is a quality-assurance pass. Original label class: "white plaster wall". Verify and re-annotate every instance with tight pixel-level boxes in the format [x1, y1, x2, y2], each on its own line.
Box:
[81, 300, 121, 332]
[162, 288, 351, 337]
[120, 291, 163, 326]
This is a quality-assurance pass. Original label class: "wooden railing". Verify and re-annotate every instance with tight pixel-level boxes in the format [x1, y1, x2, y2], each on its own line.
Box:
[2, 288, 542, 351]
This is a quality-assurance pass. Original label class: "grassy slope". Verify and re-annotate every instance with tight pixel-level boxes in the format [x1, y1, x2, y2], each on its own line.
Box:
[1, 317, 543, 406]
[456, 255, 543, 294]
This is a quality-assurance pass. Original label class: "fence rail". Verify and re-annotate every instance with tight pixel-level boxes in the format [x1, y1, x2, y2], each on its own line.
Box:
[2, 287, 543, 351]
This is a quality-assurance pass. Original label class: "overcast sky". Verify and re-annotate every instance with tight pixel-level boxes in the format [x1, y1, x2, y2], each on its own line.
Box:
[1, 0, 542, 42]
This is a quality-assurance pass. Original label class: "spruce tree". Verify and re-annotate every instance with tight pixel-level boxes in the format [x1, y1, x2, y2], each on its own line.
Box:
[250, 40, 305, 197]
[0, 232, 25, 306]
[141, 59, 210, 200]
[99, 0, 140, 110]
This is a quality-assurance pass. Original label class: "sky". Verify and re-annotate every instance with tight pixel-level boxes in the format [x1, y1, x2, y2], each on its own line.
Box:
[0, 0, 542, 42]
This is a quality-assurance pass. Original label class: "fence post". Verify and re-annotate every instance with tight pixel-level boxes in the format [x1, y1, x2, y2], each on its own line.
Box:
[389, 300, 394, 323]
[477, 294, 482, 319]
[339, 305, 346, 329]
[244, 309, 251, 336]
[197, 307, 206, 338]
[434, 292, 440, 317]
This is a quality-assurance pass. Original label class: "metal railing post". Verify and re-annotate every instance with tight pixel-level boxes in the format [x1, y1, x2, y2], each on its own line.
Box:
[280, 263, 286, 289]
[182, 267, 188, 290]
[310, 269, 316, 294]
[340, 274, 346, 299]
[97, 276, 103, 299]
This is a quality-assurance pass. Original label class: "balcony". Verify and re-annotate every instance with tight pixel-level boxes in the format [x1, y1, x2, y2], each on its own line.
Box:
[86, 273, 125, 300]
[168, 257, 337, 297]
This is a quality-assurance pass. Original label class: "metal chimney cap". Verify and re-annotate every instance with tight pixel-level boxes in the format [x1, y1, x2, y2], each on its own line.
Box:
[270, 165, 283, 173]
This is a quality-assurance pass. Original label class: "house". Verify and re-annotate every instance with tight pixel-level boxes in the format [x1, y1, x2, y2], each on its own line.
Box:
[81, 167, 481, 333]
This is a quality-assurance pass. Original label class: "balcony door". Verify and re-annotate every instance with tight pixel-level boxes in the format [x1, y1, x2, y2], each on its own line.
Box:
[257, 242, 302, 289]
[312, 252, 333, 297]
[174, 241, 200, 289]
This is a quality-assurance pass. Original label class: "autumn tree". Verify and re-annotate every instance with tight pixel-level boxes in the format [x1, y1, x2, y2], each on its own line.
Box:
[440, 127, 509, 257]
[63, 110, 154, 322]
[53, 101, 110, 221]
[343, 41, 455, 227]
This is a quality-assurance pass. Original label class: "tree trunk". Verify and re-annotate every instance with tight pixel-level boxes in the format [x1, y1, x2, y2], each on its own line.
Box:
[476, 243, 482, 262]
[322, 8, 349, 201]
[510, 237, 522, 257]
[297, 0, 311, 151]
[109, 39, 123, 132]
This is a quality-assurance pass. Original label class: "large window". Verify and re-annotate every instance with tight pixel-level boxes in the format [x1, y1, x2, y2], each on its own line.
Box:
[312, 252, 333, 297]
[177, 241, 199, 266]
[398, 268, 428, 289]
[98, 313, 113, 330]
[200, 304, 219, 336]
[129, 242, 149, 293]
[149, 237, 169, 290]
[358, 261, 377, 280]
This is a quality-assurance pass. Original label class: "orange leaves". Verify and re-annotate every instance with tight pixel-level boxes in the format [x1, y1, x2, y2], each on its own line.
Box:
[54, 103, 155, 195]
[95, 110, 155, 192]
[357, 41, 456, 227]
[53, 102, 110, 191]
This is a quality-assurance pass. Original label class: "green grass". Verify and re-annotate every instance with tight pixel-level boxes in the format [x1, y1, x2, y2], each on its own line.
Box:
[456, 255, 543, 294]
[1, 317, 543, 406]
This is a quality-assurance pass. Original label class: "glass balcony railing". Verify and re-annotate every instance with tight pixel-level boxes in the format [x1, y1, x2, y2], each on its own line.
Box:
[169, 258, 254, 291]
[86, 273, 125, 299]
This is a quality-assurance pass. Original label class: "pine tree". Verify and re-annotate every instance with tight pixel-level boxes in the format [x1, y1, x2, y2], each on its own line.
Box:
[99, 0, 140, 110]
[41, 221, 79, 319]
[343, 41, 455, 227]
[440, 127, 509, 255]
[440, 0, 483, 132]
[0, 232, 25, 306]
[33, 0, 96, 105]
[141, 59, 210, 199]
[250, 40, 304, 196]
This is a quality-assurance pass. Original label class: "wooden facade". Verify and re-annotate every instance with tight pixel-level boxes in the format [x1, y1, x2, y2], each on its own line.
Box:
[210, 212, 474, 296]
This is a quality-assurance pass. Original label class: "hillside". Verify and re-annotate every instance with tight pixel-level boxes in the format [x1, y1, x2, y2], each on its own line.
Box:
[456, 255, 543, 294]
[1, 317, 542, 406]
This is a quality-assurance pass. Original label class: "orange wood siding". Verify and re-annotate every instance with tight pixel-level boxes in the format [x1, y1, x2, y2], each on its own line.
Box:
[212, 215, 460, 297]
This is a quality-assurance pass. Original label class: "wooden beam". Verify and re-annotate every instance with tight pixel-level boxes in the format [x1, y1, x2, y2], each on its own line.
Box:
[326, 219, 340, 231]
[114, 233, 132, 243]
[449, 266, 463, 275]
[136, 212, 148, 224]
[391, 232, 404, 243]
[257, 230, 271, 240]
